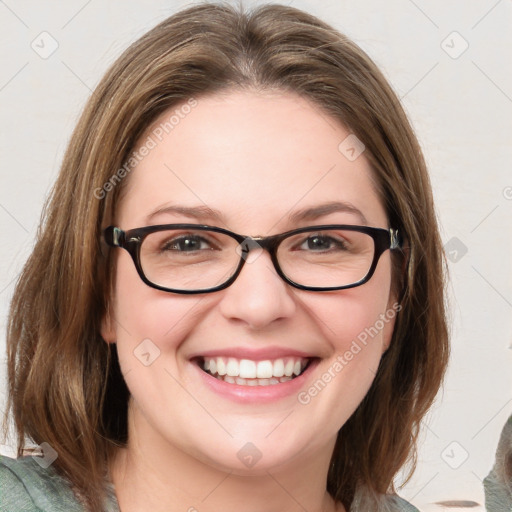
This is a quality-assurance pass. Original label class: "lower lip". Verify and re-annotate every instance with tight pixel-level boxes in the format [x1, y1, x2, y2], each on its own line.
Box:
[194, 360, 319, 403]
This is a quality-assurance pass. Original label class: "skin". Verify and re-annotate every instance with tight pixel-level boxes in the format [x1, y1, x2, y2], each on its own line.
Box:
[102, 89, 397, 512]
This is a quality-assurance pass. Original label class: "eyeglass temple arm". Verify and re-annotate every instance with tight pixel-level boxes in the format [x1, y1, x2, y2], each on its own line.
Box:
[104, 226, 124, 247]
[390, 228, 402, 250]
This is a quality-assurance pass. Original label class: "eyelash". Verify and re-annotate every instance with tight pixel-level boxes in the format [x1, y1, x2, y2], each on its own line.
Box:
[157, 232, 350, 253]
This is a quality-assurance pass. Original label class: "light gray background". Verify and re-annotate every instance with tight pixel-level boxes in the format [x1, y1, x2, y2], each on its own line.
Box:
[1, 1, 511, 511]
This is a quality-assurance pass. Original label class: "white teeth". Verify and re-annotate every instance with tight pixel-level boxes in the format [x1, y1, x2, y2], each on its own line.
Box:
[216, 358, 226, 376]
[273, 359, 285, 377]
[239, 359, 256, 379]
[256, 360, 273, 379]
[215, 375, 293, 385]
[201, 356, 310, 386]
[226, 358, 239, 377]
[284, 359, 294, 377]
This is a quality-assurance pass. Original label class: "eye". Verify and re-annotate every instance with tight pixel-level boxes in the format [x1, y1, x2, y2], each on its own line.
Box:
[298, 234, 348, 252]
[162, 234, 213, 252]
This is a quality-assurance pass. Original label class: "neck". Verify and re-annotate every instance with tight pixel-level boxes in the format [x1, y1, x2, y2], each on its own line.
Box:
[110, 402, 345, 512]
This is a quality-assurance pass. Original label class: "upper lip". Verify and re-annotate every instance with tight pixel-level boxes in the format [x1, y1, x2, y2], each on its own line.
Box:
[189, 346, 317, 361]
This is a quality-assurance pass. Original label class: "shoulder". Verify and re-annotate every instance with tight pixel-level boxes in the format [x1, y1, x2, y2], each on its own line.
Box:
[350, 485, 420, 512]
[0, 455, 85, 511]
[483, 414, 512, 511]
[386, 494, 420, 512]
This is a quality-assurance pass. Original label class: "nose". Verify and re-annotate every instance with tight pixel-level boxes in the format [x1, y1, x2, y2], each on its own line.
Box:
[218, 249, 296, 330]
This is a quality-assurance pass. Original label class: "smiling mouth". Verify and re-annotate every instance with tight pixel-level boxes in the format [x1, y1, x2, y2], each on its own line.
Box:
[196, 356, 312, 386]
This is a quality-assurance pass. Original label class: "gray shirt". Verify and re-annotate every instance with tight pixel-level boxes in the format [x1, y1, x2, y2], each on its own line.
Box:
[483, 414, 512, 511]
[0, 455, 119, 512]
[0, 454, 420, 511]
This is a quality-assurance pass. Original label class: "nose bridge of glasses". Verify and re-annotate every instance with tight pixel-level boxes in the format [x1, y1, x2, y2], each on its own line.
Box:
[236, 234, 280, 261]
[230, 235, 290, 293]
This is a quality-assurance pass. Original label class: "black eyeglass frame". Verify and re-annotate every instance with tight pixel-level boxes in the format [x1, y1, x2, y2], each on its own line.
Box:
[103, 224, 403, 294]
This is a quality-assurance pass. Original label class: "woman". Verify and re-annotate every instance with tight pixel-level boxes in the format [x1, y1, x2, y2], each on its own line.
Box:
[1, 3, 449, 511]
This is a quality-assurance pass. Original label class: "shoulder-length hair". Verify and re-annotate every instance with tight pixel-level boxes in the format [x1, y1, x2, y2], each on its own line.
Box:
[4, 3, 449, 511]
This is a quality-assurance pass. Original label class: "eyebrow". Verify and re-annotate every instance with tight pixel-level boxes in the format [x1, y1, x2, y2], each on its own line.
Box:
[287, 201, 368, 225]
[145, 204, 225, 223]
[145, 200, 367, 226]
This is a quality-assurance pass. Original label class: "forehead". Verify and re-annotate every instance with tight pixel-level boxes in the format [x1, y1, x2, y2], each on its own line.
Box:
[117, 90, 387, 232]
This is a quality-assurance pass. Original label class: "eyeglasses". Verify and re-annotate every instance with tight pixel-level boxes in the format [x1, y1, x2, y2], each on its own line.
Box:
[103, 224, 403, 294]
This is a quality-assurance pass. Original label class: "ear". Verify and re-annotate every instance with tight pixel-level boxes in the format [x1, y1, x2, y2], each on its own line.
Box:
[101, 302, 117, 344]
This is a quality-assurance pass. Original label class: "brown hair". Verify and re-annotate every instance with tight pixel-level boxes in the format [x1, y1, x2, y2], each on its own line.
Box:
[3, 3, 449, 510]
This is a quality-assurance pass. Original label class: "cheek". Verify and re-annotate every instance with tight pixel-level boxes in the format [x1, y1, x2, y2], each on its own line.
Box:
[308, 258, 394, 351]
[108, 254, 217, 430]
[296, 258, 395, 413]
[110, 252, 206, 369]
[297, 292, 396, 431]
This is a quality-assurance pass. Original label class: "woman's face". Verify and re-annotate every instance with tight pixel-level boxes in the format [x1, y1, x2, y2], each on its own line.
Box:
[103, 90, 397, 473]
